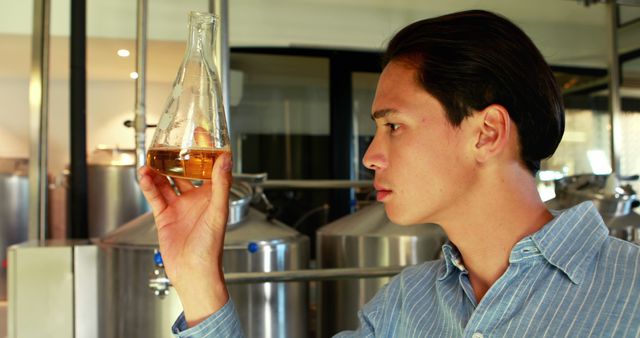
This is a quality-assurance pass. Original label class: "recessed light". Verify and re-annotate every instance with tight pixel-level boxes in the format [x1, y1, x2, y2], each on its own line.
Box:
[117, 49, 130, 57]
[129, 72, 139, 79]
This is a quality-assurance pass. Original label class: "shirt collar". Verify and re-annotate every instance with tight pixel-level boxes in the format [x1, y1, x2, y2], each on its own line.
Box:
[531, 201, 609, 285]
[438, 242, 466, 281]
[437, 201, 609, 284]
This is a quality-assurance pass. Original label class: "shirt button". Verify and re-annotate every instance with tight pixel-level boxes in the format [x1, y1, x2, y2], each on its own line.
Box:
[472, 333, 484, 338]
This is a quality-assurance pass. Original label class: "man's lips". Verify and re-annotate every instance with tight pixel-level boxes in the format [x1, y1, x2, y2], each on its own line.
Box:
[376, 190, 391, 201]
[374, 183, 392, 201]
[374, 183, 389, 191]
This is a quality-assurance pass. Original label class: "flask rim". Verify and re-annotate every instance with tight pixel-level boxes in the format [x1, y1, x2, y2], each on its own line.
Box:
[188, 11, 219, 24]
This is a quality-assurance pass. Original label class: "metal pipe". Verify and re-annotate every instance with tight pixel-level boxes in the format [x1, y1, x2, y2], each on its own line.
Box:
[210, 0, 236, 172]
[561, 77, 609, 96]
[223, 266, 405, 284]
[235, 133, 243, 171]
[261, 179, 373, 189]
[28, 0, 50, 242]
[69, 0, 89, 239]
[134, 0, 148, 173]
[151, 266, 404, 292]
[209, 0, 230, 133]
[607, 2, 622, 176]
[284, 100, 292, 179]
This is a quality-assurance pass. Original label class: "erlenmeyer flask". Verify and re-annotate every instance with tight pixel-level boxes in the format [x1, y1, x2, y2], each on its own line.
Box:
[147, 11, 230, 180]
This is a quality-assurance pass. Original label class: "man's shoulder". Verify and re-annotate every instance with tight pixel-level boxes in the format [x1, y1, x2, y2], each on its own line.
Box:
[592, 236, 640, 281]
[601, 235, 640, 261]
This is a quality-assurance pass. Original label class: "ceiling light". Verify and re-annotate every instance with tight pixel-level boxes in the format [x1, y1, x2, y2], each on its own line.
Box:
[129, 72, 139, 79]
[117, 49, 130, 57]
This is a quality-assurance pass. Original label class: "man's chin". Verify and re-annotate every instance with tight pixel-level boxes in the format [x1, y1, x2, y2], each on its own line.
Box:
[384, 205, 417, 226]
[384, 204, 439, 226]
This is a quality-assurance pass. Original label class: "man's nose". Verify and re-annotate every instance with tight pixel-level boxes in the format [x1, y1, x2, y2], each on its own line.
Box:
[362, 137, 387, 170]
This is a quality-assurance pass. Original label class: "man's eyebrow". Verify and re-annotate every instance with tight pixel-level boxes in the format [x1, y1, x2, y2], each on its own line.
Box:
[371, 109, 397, 120]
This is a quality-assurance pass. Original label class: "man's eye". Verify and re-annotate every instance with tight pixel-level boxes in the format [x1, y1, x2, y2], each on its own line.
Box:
[386, 123, 400, 131]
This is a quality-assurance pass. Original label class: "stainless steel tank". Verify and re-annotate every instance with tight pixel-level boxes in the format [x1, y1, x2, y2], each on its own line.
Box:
[0, 158, 29, 300]
[96, 181, 310, 338]
[316, 203, 447, 338]
[88, 147, 150, 238]
[546, 174, 640, 242]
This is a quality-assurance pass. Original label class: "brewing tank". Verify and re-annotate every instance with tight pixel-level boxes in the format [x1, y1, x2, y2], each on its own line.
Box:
[316, 203, 447, 337]
[88, 147, 150, 237]
[546, 174, 640, 242]
[96, 181, 309, 338]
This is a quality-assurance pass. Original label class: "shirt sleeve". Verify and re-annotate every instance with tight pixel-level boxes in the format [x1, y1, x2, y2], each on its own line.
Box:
[172, 298, 245, 338]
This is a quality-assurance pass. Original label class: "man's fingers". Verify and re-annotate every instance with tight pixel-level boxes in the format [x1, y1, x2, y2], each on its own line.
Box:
[139, 169, 168, 218]
[208, 152, 233, 228]
[143, 166, 179, 204]
[173, 178, 195, 194]
[194, 126, 213, 147]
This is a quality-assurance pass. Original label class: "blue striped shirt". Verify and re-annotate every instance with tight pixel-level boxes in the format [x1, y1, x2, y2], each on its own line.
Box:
[173, 201, 640, 337]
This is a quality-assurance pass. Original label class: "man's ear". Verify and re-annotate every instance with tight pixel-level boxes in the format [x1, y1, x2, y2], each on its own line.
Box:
[475, 104, 511, 163]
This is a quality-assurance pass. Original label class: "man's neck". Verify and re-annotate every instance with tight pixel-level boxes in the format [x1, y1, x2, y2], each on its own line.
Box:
[441, 166, 553, 303]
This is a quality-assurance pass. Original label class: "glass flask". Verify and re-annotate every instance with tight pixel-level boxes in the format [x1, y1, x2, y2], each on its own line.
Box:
[147, 11, 230, 180]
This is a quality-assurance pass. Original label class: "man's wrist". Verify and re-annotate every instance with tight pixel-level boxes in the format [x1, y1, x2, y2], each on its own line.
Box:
[175, 276, 229, 328]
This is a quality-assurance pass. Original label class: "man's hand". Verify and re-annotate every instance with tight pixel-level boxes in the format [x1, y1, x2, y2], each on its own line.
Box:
[138, 151, 233, 327]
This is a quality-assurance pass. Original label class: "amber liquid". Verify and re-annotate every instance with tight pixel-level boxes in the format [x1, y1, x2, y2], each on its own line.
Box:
[147, 147, 229, 180]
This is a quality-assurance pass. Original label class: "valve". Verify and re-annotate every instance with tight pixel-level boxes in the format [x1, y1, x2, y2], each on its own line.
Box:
[148, 249, 172, 298]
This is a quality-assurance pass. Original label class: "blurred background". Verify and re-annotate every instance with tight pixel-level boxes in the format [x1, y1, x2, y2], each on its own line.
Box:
[1, 0, 639, 337]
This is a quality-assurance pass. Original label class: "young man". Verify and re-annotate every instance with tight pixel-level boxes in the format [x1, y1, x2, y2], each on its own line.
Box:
[139, 10, 640, 338]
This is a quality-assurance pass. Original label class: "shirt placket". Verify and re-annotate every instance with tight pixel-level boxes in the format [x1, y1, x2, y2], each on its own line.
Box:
[459, 240, 542, 338]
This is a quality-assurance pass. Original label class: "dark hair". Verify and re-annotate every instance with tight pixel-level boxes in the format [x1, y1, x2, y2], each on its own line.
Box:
[384, 10, 564, 175]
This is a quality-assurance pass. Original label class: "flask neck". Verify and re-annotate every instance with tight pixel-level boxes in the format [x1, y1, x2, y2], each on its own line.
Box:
[186, 13, 217, 63]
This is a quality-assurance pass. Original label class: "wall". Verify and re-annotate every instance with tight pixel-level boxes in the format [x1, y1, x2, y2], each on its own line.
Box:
[0, 78, 167, 175]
